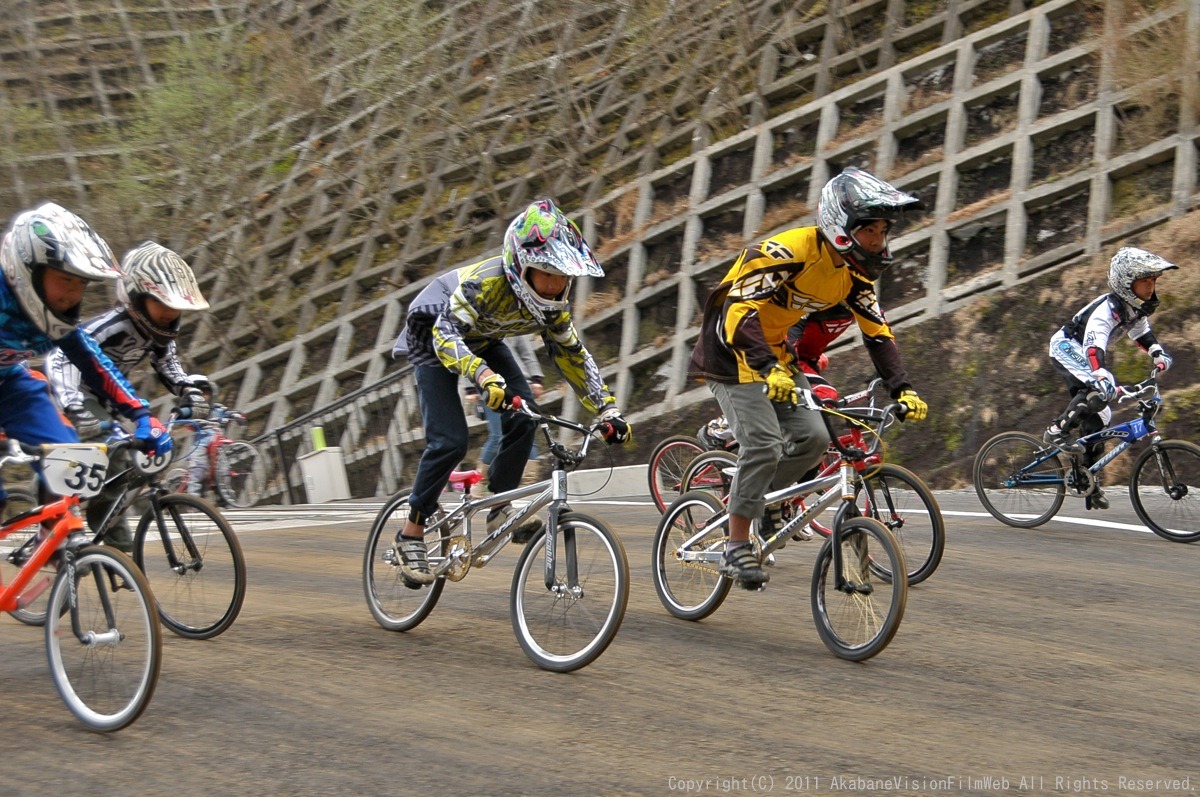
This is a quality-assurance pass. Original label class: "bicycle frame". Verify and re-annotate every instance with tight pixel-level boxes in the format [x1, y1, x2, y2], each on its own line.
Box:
[1005, 380, 1162, 490]
[418, 399, 605, 592]
[0, 494, 83, 614]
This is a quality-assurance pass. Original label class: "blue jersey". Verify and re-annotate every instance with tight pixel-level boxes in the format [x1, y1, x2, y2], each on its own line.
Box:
[0, 276, 148, 420]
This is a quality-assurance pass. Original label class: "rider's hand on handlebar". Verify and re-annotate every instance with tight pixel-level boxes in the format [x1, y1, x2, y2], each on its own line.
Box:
[1149, 344, 1173, 373]
[479, 373, 515, 411]
[179, 386, 211, 419]
[134, 416, 173, 457]
[896, 388, 928, 421]
[764, 366, 797, 405]
[599, 409, 633, 445]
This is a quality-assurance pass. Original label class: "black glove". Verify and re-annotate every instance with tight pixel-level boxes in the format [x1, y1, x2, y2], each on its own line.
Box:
[180, 386, 211, 419]
[599, 410, 632, 445]
[65, 404, 103, 440]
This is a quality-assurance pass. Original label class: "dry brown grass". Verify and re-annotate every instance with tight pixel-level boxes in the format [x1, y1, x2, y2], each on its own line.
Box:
[580, 289, 623, 316]
[758, 198, 809, 234]
[946, 190, 1011, 223]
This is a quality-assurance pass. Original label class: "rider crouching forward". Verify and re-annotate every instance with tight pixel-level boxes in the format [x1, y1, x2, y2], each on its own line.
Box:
[687, 168, 928, 589]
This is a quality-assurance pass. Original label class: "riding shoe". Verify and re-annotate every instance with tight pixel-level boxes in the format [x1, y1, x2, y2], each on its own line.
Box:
[719, 542, 769, 590]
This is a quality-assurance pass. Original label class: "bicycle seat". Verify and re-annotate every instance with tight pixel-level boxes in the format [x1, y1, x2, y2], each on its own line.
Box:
[447, 469, 485, 491]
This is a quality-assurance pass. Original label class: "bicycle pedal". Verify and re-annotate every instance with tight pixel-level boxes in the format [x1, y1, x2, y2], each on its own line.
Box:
[738, 580, 768, 592]
[791, 527, 814, 541]
[764, 553, 777, 567]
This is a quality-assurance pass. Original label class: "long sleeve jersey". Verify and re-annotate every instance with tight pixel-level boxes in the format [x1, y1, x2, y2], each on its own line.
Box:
[688, 226, 911, 396]
[0, 277, 148, 421]
[393, 256, 617, 416]
[1058, 292, 1159, 371]
[46, 307, 193, 411]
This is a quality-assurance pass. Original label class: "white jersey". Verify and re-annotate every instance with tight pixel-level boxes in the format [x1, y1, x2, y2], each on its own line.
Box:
[46, 307, 193, 410]
[1049, 292, 1155, 381]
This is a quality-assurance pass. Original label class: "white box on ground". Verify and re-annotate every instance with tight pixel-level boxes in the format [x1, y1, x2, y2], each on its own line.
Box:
[297, 447, 351, 503]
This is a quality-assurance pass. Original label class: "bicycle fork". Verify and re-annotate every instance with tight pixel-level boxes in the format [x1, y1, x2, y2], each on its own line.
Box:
[543, 469, 581, 596]
[829, 462, 873, 595]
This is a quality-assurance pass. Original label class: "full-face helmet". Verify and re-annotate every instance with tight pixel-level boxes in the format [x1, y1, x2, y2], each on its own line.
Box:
[501, 199, 603, 325]
[118, 241, 208, 343]
[817, 167, 921, 279]
[0, 202, 120, 338]
[1107, 247, 1177, 316]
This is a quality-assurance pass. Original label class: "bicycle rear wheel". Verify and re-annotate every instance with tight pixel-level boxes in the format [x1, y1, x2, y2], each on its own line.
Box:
[652, 490, 731, 620]
[858, 464, 945, 585]
[680, 449, 737, 499]
[510, 512, 629, 672]
[1129, 439, 1200, 542]
[1, 488, 52, 626]
[648, 436, 705, 512]
[811, 517, 906, 661]
[134, 493, 246, 639]
[363, 492, 447, 631]
[216, 441, 265, 508]
[45, 546, 161, 731]
[973, 431, 1066, 527]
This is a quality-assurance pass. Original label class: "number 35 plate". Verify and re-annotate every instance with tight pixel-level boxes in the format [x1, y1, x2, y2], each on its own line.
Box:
[42, 445, 110, 498]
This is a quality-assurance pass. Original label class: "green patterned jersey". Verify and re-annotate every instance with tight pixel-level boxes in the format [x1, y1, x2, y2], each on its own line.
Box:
[394, 256, 617, 415]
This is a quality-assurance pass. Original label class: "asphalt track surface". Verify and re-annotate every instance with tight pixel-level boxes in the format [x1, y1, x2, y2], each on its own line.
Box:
[4, 490, 1198, 797]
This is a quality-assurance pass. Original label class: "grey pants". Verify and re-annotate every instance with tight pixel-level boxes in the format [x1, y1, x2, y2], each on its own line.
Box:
[710, 377, 830, 520]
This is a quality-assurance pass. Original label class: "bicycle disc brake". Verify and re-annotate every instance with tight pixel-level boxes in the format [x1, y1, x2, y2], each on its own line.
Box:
[442, 535, 472, 582]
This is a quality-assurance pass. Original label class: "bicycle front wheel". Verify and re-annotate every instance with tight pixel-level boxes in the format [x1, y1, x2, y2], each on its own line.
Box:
[652, 490, 731, 620]
[973, 431, 1066, 527]
[363, 492, 446, 631]
[216, 441, 265, 508]
[134, 494, 246, 639]
[1, 488, 52, 626]
[858, 464, 945, 586]
[45, 546, 162, 732]
[648, 436, 706, 512]
[1129, 439, 1200, 542]
[811, 517, 906, 661]
[510, 513, 629, 672]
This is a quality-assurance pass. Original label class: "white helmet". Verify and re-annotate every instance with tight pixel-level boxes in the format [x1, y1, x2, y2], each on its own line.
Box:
[1107, 247, 1177, 315]
[118, 241, 209, 343]
[817, 167, 921, 279]
[0, 202, 120, 338]
[501, 199, 603, 325]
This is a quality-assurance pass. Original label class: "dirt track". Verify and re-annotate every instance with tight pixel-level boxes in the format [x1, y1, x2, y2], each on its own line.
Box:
[4, 495, 1198, 797]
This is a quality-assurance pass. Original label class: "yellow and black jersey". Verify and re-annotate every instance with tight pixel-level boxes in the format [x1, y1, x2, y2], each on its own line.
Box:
[393, 256, 617, 415]
[688, 226, 911, 395]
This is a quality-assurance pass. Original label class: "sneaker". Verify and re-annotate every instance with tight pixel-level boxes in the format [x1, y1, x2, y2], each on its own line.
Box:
[718, 542, 769, 589]
[1085, 487, 1110, 511]
[486, 504, 544, 544]
[393, 534, 435, 586]
[1043, 426, 1083, 454]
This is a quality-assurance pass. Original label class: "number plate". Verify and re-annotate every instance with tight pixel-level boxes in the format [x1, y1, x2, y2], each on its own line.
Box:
[41, 445, 109, 498]
[133, 446, 172, 476]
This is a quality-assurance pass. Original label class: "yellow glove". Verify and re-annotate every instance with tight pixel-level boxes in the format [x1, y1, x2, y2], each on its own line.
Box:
[764, 366, 797, 405]
[897, 388, 927, 421]
[479, 374, 510, 411]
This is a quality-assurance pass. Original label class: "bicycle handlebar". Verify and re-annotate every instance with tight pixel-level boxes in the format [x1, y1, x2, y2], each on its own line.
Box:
[509, 396, 606, 465]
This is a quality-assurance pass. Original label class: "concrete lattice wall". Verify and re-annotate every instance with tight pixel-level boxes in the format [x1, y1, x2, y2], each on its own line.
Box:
[2, 0, 1196, 498]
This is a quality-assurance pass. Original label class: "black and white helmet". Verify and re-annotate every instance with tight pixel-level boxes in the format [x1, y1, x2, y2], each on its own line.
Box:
[0, 202, 120, 338]
[118, 241, 209, 343]
[501, 199, 603, 325]
[1108, 247, 1177, 315]
[817, 167, 921, 279]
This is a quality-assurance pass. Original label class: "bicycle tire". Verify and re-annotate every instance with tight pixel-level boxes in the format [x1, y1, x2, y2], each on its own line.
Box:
[973, 431, 1066, 527]
[651, 490, 732, 621]
[680, 449, 737, 499]
[811, 517, 906, 661]
[44, 545, 162, 731]
[216, 441, 264, 508]
[1, 488, 52, 626]
[363, 492, 447, 631]
[510, 512, 629, 672]
[858, 464, 945, 586]
[1129, 439, 1200, 543]
[134, 493, 246, 639]
[648, 436, 706, 512]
